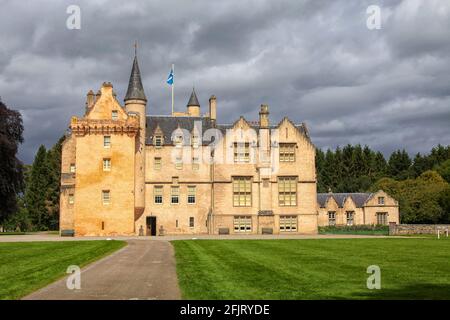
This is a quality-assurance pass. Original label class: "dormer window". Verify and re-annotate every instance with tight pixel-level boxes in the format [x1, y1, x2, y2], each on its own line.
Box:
[154, 135, 162, 148]
[174, 135, 183, 148]
[111, 110, 118, 120]
[233, 142, 250, 163]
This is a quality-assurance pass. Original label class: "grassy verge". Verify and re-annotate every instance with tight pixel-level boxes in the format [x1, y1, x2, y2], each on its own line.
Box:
[0, 240, 126, 299]
[319, 225, 389, 235]
[173, 238, 450, 299]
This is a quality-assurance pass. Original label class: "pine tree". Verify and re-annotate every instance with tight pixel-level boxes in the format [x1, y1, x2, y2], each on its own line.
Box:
[315, 148, 326, 192]
[46, 137, 64, 230]
[388, 149, 412, 180]
[24, 145, 51, 230]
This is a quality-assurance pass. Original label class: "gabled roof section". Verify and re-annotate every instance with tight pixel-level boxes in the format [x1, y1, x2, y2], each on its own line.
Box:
[317, 193, 373, 208]
[125, 56, 147, 101]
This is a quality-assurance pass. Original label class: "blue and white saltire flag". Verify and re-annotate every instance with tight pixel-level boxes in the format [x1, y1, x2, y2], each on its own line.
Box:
[167, 68, 174, 85]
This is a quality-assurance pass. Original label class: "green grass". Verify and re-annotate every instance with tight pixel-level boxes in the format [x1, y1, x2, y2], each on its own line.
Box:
[172, 238, 450, 299]
[0, 240, 126, 299]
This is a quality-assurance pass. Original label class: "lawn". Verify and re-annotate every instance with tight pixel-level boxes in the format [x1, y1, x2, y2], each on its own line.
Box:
[0, 240, 126, 299]
[172, 238, 450, 299]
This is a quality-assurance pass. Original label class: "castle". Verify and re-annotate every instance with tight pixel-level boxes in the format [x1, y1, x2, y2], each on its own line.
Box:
[59, 54, 399, 236]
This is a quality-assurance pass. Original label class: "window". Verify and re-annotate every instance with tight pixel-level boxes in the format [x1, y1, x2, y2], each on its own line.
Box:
[192, 157, 199, 170]
[232, 177, 252, 207]
[328, 211, 336, 226]
[187, 186, 196, 204]
[70, 163, 76, 173]
[278, 177, 297, 206]
[154, 157, 161, 171]
[154, 186, 163, 204]
[378, 197, 385, 205]
[174, 134, 183, 147]
[377, 212, 388, 225]
[103, 158, 111, 171]
[102, 190, 110, 205]
[68, 194, 74, 205]
[233, 142, 250, 163]
[171, 186, 179, 204]
[346, 211, 354, 226]
[101, 221, 105, 230]
[189, 217, 194, 228]
[111, 110, 118, 120]
[233, 216, 252, 233]
[280, 215, 297, 232]
[192, 135, 199, 148]
[175, 156, 182, 170]
[104, 136, 111, 148]
[279, 143, 296, 162]
[154, 135, 162, 147]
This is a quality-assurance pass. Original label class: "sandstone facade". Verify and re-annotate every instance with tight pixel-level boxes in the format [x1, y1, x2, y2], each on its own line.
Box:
[59, 55, 399, 236]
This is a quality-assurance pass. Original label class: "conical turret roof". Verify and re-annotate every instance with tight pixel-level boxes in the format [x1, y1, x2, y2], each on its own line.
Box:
[187, 88, 200, 106]
[125, 56, 147, 101]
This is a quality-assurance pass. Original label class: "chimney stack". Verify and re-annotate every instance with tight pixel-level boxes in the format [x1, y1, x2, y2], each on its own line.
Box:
[85, 90, 95, 113]
[209, 95, 217, 125]
[259, 104, 269, 127]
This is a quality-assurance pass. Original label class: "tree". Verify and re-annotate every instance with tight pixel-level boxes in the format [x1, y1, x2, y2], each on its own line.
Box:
[411, 153, 430, 177]
[45, 137, 64, 230]
[388, 149, 412, 180]
[24, 145, 51, 230]
[0, 101, 24, 223]
[316, 148, 326, 192]
[373, 171, 448, 223]
[438, 186, 450, 224]
[434, 159, 450, 183]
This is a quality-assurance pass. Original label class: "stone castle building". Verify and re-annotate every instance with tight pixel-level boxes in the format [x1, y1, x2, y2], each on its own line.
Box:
[59, 55, 399, 236]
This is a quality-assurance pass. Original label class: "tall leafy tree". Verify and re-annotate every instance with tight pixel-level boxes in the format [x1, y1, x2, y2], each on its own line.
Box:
[438, 186, 450, 224]
[0, 101, 24, 223]
[373, 171, 448, 223]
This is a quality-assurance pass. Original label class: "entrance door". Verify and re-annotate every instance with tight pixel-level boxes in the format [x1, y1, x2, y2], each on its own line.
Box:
[146, 216, 157, 236]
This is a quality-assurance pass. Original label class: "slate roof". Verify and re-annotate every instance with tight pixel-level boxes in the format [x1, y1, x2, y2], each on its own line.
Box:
[317, 193, 373, 208]
[145, 116, 310, 145]
[187, 89, 200, 106]
[124, 56, 147, 101]
[146, 116, 214, 145]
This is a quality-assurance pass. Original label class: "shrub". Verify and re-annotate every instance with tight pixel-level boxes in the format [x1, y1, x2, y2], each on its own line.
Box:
[318, 225, 389, 235]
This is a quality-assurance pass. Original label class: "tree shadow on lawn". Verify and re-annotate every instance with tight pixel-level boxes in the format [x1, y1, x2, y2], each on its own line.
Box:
[348, 283, 450, 300]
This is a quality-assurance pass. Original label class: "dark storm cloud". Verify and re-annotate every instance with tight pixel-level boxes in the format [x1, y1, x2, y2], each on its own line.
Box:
[0, 0, 449, 163]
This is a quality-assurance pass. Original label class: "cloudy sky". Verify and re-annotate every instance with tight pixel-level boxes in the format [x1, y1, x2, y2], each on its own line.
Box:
[1, 0, 449, 163]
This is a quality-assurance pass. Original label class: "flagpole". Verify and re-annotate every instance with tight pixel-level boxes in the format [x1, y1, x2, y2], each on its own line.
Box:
[171, 63, 174, 116]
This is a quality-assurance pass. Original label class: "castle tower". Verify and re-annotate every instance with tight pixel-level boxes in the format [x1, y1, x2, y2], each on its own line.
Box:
[124, 54, 147, 217]
[186, 88, 200, 116]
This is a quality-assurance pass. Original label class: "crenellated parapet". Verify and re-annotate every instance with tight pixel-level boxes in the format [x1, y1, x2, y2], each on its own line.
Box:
[70, 115, 139, 137]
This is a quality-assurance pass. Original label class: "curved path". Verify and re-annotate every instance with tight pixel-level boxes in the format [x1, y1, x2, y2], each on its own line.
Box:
[23, 240, 181, 300]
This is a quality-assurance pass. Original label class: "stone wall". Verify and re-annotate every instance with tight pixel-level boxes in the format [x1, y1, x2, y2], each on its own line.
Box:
[389, 223, 450, 235]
